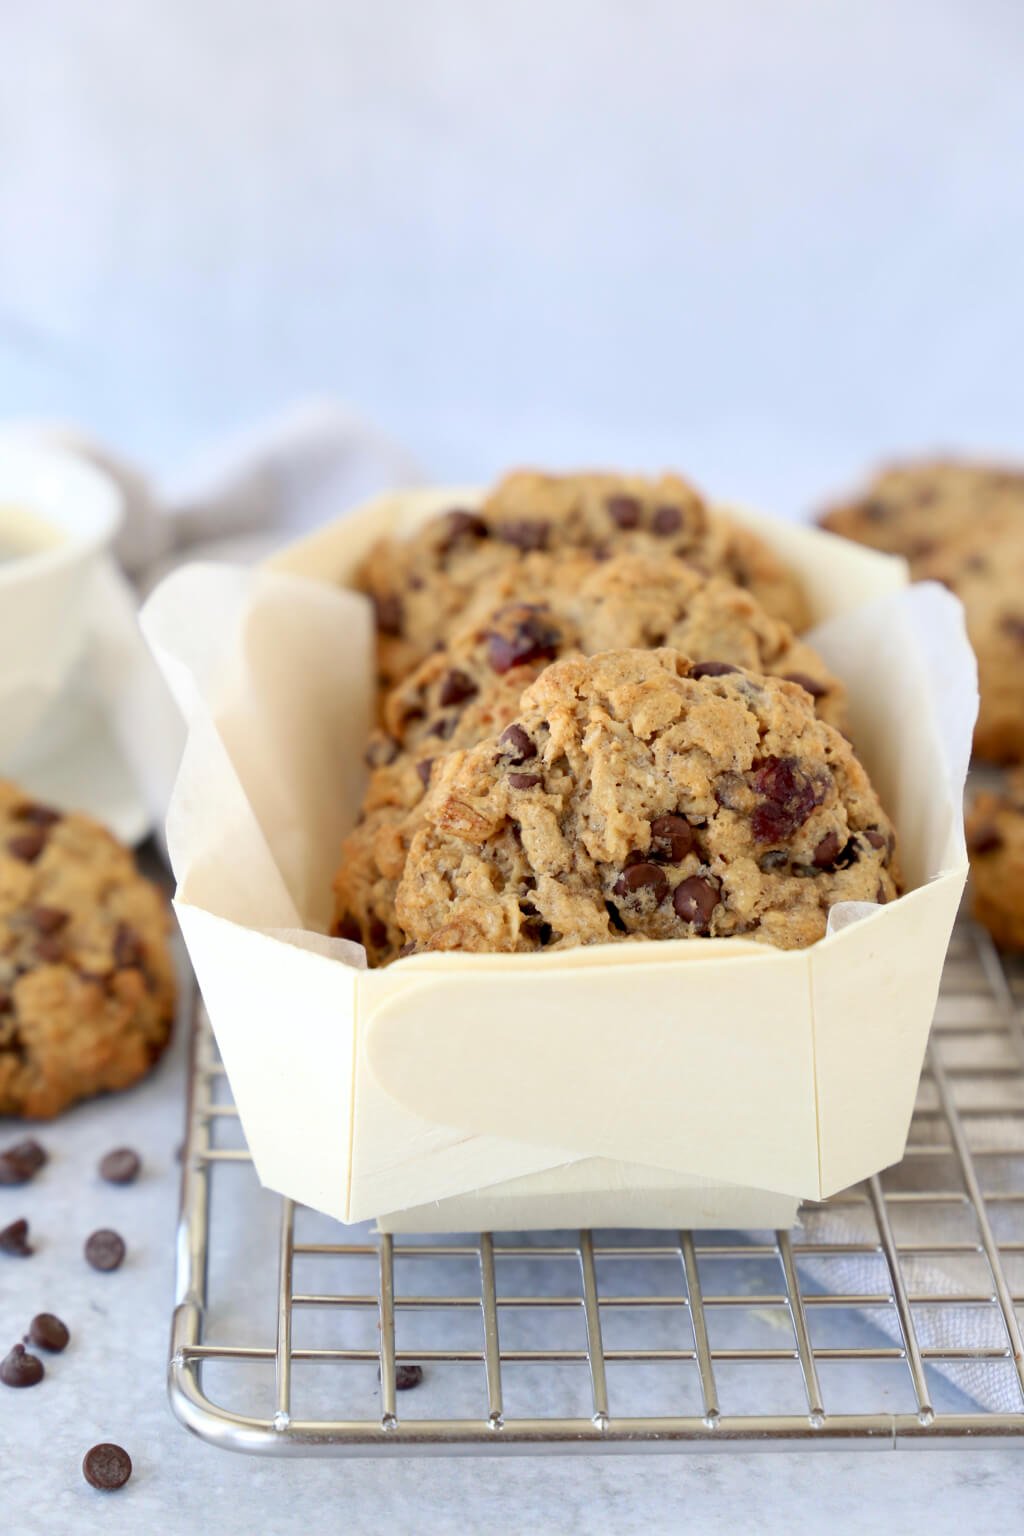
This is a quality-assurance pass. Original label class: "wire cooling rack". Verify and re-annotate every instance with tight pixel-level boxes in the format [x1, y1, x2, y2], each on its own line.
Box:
[168, 916, 1024, 1455]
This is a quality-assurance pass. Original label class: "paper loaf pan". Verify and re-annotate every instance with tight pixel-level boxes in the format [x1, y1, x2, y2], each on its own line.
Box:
[141, 488, 976, 1230]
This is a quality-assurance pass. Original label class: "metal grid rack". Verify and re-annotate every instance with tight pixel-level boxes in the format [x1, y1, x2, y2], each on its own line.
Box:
[168, 917, 1024, 1454]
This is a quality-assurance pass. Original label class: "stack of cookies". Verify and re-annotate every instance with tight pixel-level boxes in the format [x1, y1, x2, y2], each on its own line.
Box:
[333, 471, 900, 963]
[819, 459, 1024, 948]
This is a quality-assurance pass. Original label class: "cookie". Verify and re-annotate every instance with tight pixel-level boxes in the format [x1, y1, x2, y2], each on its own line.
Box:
[966, 772, 1024, 948]
[819, 459, 1024, 761]
[394, 649, 898, 957]
[334, 554, 843, 964]
[818, 459, 1024, 563]
[913, 512, 1024, 763]
[0, 784, 176, 1118]
[358, 470, 811, 691]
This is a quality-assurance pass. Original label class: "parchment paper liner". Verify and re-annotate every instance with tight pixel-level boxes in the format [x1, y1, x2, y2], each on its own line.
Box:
[142, 490, 975, 1229]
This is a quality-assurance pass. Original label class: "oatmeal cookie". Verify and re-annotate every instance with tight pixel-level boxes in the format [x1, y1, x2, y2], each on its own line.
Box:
[0, 783, 176, 1118]
[394, 649, 897, 957]
[819, 459, 1024, 564]
[359, 470, 811, 690]
[914, 512, 1024, 762]
[335, 555, 842, 963]
[819, 459, 1024, 761]
[967, 772, 1024, 948]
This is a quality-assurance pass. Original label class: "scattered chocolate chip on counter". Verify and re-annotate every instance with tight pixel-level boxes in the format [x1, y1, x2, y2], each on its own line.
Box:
[82, 1443, 132, 1491]
[0, 1137, 47, 1186]
[0, 1217, 33, 1256]
[1, 1343, 44, 1387]
[27, 1313, 70, 1352]
[393, 1363, 424, 1391]
[99, 1147, 141, 1186]
[84, 1229, 126, 1273]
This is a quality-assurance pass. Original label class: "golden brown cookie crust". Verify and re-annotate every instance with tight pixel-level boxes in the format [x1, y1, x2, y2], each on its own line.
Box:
[0, 783, 176, 1118]
[394, 649, 897, 958]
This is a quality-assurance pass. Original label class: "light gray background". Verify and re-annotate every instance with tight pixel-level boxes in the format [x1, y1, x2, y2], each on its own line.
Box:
[2, 5, 1023, 1530]
[1, 0, 1022, 511]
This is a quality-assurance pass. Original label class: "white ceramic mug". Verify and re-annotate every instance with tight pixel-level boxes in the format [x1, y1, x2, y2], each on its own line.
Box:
[0, 442, 123, 762]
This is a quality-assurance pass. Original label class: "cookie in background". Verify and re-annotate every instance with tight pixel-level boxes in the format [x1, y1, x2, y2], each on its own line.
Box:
[818, 458, 1024, 764]
[0, 781, 175, 1118]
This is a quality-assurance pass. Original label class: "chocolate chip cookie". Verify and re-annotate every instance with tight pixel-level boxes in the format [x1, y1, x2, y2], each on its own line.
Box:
[359, 470, 811, 691]
[394, 649, 898, 956]
[819, 459, 1024, 761]
[334, 554, 843, 963]
[967, 772, 1024, 948]
[0, 784, 176, 1118]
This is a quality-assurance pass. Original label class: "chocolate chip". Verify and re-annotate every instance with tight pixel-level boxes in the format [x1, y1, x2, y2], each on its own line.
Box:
[439, 509, 488, 552]
[863, 498, 888, 522]
[750, 756, 826, 843]
[812, 830, 842, 869]
[82, 1443, 132, 1490]
[1001, 615, 1024, 644]
[0, 990, 10, 1015]
[373, 593, 404, 636]
[875, 882, 887, 904]
[376, 1362, 423, 1391]
[864, 827, 887, 850]
[605, 493, 642, 530]
[0, 1344, 43, 1388]
[832, 837, 861, 870]
[398, 941, 417, 958]
[758, 849, 789, 872]
[334, 912, 362, 944]
[14, 802, 61, 827]
[649, 814, 695, 863]
[113, 924, 144, 969]
[495, 519, 549, 551]
[0, 1138, 47, 1186]
[497, 724, 537, 763]
[784, 672, 827, 700]
[486, 612, 562, 674]
[508, 773, 542, 790]
[672, 876, 720, 932]
[416, 757, 435, 789]
[368, 919, 388, 949]
[28, 1313, 69, 1352]
[30, 906, 68, 935]
[690, 661, 740, 680]
[969, 823, 1004, 856]
[99, 1148, 141, 1186]
[365, 734, 400, 769]
[35, 935, 64, 963]
[613, 863, 669, 904]
[438, 668, 478, 708]
[652, 504, 683, 536]
[428, 715, 457, 740]
[7, 829, 47, 863]
[85, 1229, 126, 1272]
[0, 1218, 33, 1256]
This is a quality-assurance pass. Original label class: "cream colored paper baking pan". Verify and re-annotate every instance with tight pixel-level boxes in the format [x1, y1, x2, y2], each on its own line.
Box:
[142, 489, 976, 1229]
